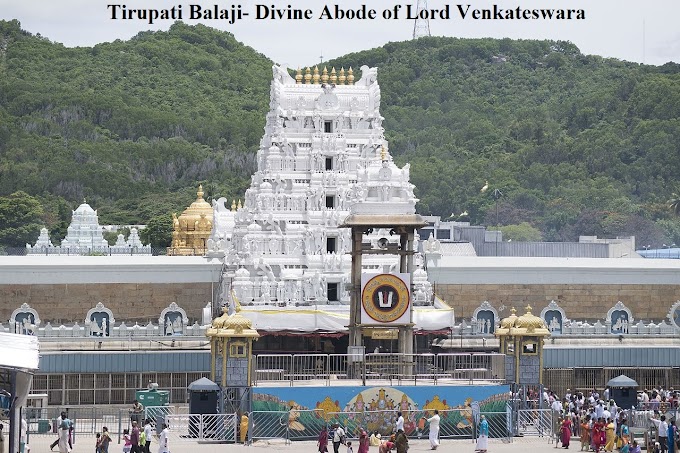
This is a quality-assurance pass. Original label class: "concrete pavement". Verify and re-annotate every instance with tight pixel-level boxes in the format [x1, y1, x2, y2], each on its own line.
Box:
[27, 435, 558, 453]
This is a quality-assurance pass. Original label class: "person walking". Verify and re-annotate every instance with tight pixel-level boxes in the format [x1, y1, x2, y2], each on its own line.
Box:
[0, 423, 5, 453]
[317, 425, 329, 453]
[58, 413, 71, 453]
[157, 424, 169, 453]
[142, 419, 152, 453]
[425, 409, 441, 450]
[51, 412, 65, 451]
[332, 424, 345, 453]
[99, 427, 112, 453]
[357, 429, 369, 453]
[650, 415, 669, 453]
[604, 418, 616, 451]
[20, 417, 27, 453]
[667, 420, 676, 453]
[130, 421, 140, 453]
[561, 415, 573, 449]
[395, 412, 404, 432]
[619, 419, 630, 453]
[476, 414, 489, 453]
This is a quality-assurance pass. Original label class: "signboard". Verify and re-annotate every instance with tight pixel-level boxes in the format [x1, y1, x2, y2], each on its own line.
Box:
[360, 273, 411, 325]
[371, 329, 399, 340]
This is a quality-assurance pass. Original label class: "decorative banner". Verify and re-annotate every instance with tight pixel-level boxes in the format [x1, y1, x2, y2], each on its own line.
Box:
[360, 273, 411, 325]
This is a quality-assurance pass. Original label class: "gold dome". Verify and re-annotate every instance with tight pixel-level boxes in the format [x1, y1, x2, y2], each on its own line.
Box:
[500, 307, 518, 329]
[167, 185, 214, 256]
[515, 305, 549, 333]
[206, 308, 259, 339]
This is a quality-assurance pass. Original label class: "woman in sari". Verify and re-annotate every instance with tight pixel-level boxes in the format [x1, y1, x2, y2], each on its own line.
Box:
[561, 416, 573, 449]
[592, 418, 603, 452]
[357, 429, 370, 453]
[619, 419, 630, 453]
[668, 420, 676, 453]
[604, 418, 616, 452]
[317, 425, 329, 453]
[580, 415, 591, 451]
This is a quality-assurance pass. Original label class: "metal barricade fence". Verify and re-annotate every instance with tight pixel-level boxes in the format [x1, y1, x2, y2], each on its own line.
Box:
[291, 354, 328, 382]
[24, 406, 134, 445]
[163, 414, 236, 443]
[254, 354, 292, 385]
[515, 408, 553, 438]
[251, 352, 506, 386]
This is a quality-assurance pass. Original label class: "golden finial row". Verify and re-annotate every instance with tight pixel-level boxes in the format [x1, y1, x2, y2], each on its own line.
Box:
[295, 66, 354, 85]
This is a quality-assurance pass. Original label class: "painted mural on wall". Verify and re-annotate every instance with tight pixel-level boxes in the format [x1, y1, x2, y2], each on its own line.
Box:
[252, 385, 509, 438]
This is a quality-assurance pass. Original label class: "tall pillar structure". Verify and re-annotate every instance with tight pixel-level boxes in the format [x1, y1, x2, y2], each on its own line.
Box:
[206, 308, 259, 414]
[340, 213, 427, 357]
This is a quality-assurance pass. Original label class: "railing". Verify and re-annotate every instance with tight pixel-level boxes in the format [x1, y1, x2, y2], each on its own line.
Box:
[163, 414, 237, 443]
[253, 352, 506, 386]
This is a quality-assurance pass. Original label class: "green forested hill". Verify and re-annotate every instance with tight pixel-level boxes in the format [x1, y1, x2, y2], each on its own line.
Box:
[1, 20, 680, 248]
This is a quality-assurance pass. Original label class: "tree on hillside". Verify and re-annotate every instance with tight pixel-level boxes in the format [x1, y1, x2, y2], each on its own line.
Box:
[140, 214, 173, 249]
[670, 190, 680, 216]
[0, 191, 44, 248]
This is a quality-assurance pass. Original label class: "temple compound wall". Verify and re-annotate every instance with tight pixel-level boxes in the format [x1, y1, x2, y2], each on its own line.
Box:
[426, 256, 680, 323]
[0, 256, 221, 324]
[436, 283, 680, 321]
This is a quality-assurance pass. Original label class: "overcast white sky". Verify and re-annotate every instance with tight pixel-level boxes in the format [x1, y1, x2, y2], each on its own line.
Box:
[1, 0, 679, 67]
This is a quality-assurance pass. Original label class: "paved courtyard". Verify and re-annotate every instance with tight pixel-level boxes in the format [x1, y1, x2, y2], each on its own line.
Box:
[27, 435, 557, 453]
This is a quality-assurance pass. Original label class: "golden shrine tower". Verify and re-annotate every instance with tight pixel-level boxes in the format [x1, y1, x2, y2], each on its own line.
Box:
[496, 305, 551, 385]
[167, 185, 214, 256]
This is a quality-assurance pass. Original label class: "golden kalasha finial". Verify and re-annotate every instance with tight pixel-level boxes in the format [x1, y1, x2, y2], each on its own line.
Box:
[231, 199, 236, 211]
[338, 67, 346, 85]
[304, 67, 312, 84]
[380, 146, 388, 161]
[321, 66, 329, 84]
[525, 304, 532, 313]
[237, 199, 242, 209]
[347, 67, 354, 85]
[511, 307, 516, 315]
[197, 184, 204, 200]
[295, 68, 302, 84]
[313, 66, 320, 84]
[329, 67, 337, 84]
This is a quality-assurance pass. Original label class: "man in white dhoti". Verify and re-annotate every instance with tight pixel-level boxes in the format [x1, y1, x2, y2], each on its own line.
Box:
[426, 410, 440, 450]
[58, 412, 71, 453]
[157, 424, 169, 453]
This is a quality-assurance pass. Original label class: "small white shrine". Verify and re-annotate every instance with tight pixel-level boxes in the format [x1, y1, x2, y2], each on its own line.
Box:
[206, 65, 449, 333]
[26, 202, 151, 255]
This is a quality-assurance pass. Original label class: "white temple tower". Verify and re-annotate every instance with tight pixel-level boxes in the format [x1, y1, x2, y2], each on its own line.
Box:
[62, 202, 108, 249]
[208, 65, 446, 336]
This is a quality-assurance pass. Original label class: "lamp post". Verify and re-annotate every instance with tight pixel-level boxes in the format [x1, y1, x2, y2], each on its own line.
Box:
[492, 188, 503, 226]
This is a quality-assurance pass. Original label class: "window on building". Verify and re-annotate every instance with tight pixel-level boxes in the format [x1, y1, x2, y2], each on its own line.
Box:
[324, 121, 332, 133]
[436, 229, 451, 240]
[327, 237, 336, 253]
[325, 157, 333, 170]
[229, 342, 247, 357]
[325, 195, 335, 209]
[327, 283, 338, 301]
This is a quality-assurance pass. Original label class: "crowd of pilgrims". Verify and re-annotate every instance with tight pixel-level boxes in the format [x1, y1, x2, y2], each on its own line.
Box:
[536, 387, 680, 453]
